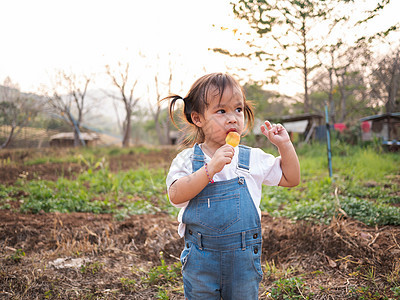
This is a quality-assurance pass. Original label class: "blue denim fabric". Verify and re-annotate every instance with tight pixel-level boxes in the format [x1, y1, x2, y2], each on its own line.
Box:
[181, 144, 263, 300]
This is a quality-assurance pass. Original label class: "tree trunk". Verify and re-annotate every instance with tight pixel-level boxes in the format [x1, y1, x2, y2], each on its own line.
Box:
[122, 109, 131, 147]
[154, 111, 164, 145]
[74, 130, 81, 147]
[0, 126, 15, 149]
[163, 117, 171, 145]
[386, 52, 400, 113]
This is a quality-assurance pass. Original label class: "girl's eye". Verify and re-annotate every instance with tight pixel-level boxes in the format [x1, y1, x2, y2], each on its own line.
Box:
[236, 107, 243, 113]
[217, 109, 225, 114]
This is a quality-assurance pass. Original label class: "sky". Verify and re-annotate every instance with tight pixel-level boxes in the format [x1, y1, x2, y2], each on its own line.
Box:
[0, 0, 241, 96]
[1, 0, 399, 100]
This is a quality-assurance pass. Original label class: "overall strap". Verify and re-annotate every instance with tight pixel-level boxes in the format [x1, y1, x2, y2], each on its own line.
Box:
[192, 143, 205, 172]
[237, 145, 251, 172]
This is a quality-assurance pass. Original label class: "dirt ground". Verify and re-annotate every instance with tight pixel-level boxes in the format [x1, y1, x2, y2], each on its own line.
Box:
[1, 148, 400, 299]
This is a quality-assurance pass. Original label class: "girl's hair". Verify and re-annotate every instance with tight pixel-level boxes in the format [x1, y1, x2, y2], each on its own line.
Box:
[161, 73, 254, 146]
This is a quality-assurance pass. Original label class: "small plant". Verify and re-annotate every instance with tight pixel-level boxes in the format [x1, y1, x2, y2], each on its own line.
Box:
[9, 249, 25, 263]
[80, 261, 104, 275]
[119, 277, 136, 292]
[156, 288, 169, 300]
[391, 286, 400, 298]
[348, 285, 376, 300]
[142, 252, 181, 285]
[386, 259, 400, 284]
[263, 260, 296, 280]
[270, 276, 312, 299]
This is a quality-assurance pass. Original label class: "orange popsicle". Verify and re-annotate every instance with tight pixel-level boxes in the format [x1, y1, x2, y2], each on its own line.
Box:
[225, 131, 240, 147]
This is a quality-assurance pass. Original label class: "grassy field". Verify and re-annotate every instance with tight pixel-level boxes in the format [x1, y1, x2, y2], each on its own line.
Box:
[1, 142, 399, 226]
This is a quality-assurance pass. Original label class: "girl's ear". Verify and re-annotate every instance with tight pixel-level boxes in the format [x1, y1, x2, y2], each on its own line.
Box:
[191, 111, 203, 127]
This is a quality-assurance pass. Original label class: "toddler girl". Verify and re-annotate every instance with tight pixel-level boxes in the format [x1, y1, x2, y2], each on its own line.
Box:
[164, 73, 300, 299]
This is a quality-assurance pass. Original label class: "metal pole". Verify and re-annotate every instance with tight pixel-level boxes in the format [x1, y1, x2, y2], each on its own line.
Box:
[325, 105, 333, 177]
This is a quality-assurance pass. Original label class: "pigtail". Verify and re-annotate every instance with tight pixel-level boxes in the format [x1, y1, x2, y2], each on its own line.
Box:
[160, 94, 184, 128]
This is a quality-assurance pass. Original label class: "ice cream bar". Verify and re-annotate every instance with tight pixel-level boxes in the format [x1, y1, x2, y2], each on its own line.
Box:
[225, 131, 240, 147]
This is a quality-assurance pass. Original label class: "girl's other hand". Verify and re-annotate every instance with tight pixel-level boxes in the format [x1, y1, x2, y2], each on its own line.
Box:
[208, 144, 234, 176]
[261, 120, 291, 147]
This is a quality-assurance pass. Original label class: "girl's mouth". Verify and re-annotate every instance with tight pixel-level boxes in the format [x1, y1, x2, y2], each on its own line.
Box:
[226, 128, 238, 134]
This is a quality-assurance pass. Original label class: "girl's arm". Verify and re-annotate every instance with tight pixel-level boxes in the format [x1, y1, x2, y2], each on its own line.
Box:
[261, 121, 300, 187]
[276, 140, 300, 187]
[168, 144, 234, 204]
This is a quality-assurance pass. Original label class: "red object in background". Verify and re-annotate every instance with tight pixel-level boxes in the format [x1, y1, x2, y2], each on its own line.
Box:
[334, 123, 347, 132]
[361, 121, 371, 133]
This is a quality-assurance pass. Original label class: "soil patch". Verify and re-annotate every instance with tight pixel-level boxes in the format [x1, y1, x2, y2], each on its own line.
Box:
[1, 210, 399, 299]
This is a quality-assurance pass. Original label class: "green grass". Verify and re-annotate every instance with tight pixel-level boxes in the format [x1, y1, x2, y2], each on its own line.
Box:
[261, 142, 400, 226]
[1, 143, 399, 226]
[12, 164, 177, 218]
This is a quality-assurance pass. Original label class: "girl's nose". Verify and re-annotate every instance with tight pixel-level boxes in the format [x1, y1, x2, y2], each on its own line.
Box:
[226, 112, 237, 123]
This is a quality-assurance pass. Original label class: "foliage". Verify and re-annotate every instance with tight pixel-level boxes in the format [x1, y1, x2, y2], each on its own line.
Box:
[119, 277, 137, 292]
[261, 142, 400, 226]
[270, 276, 312, 299]
[0, 185, 16, 210]
[243, 83, 289, 121]
[80, 262, 104, 275]
[16, 161, 176, 217]
[1, 143, 399, 228]
[8, 249, 25, 263]
[142, 252, 181, 286]
[0, 77, 40, 148]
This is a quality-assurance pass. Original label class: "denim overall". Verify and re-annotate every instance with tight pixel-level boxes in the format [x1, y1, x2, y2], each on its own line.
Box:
[180, 144, 263, 300]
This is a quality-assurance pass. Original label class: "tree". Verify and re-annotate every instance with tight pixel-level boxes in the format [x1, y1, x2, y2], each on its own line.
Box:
[369, 49, 400, 113]
[44, 70, 92, 147]
[215, 0, 397, 114]
[0, 77, 40, 149]
[243, 82, 290, 120]
[149, 72, 173, 145]
[313, 40, 372, 123]
[105, 62, 140, 147]
[225, 0, 344, 113]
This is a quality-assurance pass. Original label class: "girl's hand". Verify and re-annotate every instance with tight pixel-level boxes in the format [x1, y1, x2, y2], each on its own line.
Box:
[261, 120, 291, 147]
[208, 144, 234, 176]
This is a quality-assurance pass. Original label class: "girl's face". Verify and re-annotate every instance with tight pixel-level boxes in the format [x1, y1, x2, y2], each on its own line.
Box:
[192, 85, 245, 147]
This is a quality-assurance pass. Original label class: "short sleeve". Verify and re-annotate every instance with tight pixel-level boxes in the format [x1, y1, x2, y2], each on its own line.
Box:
[251, 148, 282, 186]
[166, 148, 193, 208]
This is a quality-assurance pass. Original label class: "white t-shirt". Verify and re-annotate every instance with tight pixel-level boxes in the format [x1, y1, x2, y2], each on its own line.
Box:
[166, 144, 282, 237]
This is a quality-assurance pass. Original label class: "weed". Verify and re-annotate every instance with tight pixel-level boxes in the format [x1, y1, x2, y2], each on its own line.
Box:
[0, 185, 14, 209]
[387, 259, 400, 284]
[340, 196, 400, 226]
[263, 260, 296, 280]
[142, 252, 181, 286]
[270, 276, 312, 299]
[156, 288, 169, 300]
[8, 249, 25, 263]
[348, 285, 382, 300]
[119, 277, 136, 292]
[80, 262, 104, 275]
[391, 286, 400, 298]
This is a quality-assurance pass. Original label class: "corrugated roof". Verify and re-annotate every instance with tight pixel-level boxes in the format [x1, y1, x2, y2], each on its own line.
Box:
[50, 132, 99, 140]
[360, 112, 400, 122]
